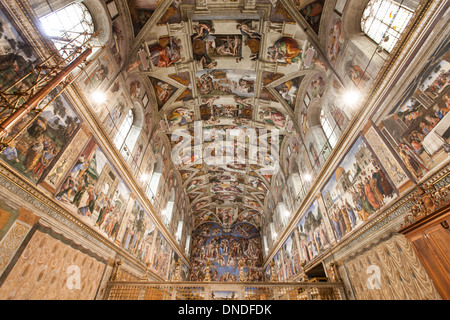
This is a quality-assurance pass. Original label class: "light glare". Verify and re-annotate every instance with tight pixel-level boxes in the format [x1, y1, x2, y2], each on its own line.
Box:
[91, 91, 106, 104]
[343, 89, 361, 105]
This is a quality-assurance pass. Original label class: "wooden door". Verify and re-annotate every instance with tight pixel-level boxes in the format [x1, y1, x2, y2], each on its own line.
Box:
[408, 218, 450, 300]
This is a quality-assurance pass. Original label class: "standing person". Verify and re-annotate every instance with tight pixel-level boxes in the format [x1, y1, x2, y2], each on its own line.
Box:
[344, 199, 357, 228]
[376, 165, 394, 197]
[339, 203, 352, 234]
[24, 136, 44, 173]
[364, 177, 380, 211]
[369, 172, 384, 206]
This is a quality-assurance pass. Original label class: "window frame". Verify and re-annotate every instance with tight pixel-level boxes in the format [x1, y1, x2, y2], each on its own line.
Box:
[361, 0, 414, 52]
[39, 2, 95, 52]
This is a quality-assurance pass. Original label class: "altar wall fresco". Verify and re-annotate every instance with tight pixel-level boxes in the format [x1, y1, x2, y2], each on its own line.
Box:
[190, 222, 264, 282]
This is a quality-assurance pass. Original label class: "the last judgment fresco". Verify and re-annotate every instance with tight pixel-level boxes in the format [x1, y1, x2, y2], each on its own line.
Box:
[190, 222, 264, 282]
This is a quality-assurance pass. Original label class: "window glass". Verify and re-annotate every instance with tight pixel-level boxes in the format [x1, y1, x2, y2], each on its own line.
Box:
[320, 110, 339, 148]
[113, 109, 133, 150]
[361, 0, 414, 52]
[39, 2, 94, 51]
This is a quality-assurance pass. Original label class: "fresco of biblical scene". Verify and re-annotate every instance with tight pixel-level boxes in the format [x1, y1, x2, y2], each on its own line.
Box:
[260, 72, 285, 102]
[209, 34, 242, 58]
[267, 36, 326, 71]
[195, 69, 256, 97]
[211, 96, 253, 119]
[272, 251, 284, 281]
[83, 54, 113, 92]
[0, 10, 38, 93]
[194, 210, 218, 227]
[157, 4, 182, 24]
[267, 37, 304, 65]
[307, 73, 326, 100]
[295, 0, 325, 34]
[211, 182, 244, 195]
[127, 81, 143, 105]
[274, 76, 304, 111]
[110, 17, 126, 67]
[258, 106, 287, 129]
[244, 198, 263, 212]
[1, 91, 81, 184]
[326, 14, 344, 65]
[217, 207, 235, 226]
[344, 57, 371, 91]
[190, 222, 263, 282]
[380, 42, 449, 175]
[296, 200, 331, 265]
[179, 169, 195, 183]
[210, 172, 239, 184]
[169, 72, 193, 101]
[55, 138, 131, 240]
[236, 20, 261, 61]
[152, 231, 172, 280]
[127, 0, 158, 37]
[191, 198, 210, 212]
[212, 194, 243, 206]
[148, 77, 177, 110]
[121, 199, 156, 264]
[247, 176, 268, 193]
[186, 176, 207, 193]
[192, 20, 217, 69]
[166, 107, 195, 129]
[279, 231, 302, 280]
[321, 136, 397, 242]
[235, 209, 262, 229]
[149, 37, 184, 68]
[269, 0, 295, 23]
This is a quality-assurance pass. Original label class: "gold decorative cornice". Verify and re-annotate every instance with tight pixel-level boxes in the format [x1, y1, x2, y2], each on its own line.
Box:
[399, 183, 450, 230]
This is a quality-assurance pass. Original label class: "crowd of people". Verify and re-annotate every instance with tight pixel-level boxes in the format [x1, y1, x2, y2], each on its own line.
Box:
[329, 163, 394, 241]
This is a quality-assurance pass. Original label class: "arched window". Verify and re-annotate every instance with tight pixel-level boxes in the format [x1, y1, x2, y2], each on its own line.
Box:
[39, 2, 95, 51]
[185, 235, 191, 256]
[162, 188, 175, 227]
[146, 155, 163, 203]
[320, 109, 339, 149]
[176, 220, 184, 243]
[113, 109, 133, 153]
[361, 0, 414, 52]
[276, 202, 290, 228]
[263, 236, 269, 256]
[269, 222, 277, 243]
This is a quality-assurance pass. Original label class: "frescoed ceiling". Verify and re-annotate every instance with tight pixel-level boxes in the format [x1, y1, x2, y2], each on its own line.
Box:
[120, 0, 331, 233]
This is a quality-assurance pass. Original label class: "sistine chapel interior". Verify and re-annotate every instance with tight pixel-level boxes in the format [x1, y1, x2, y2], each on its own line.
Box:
[0, 0, 448, 301]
